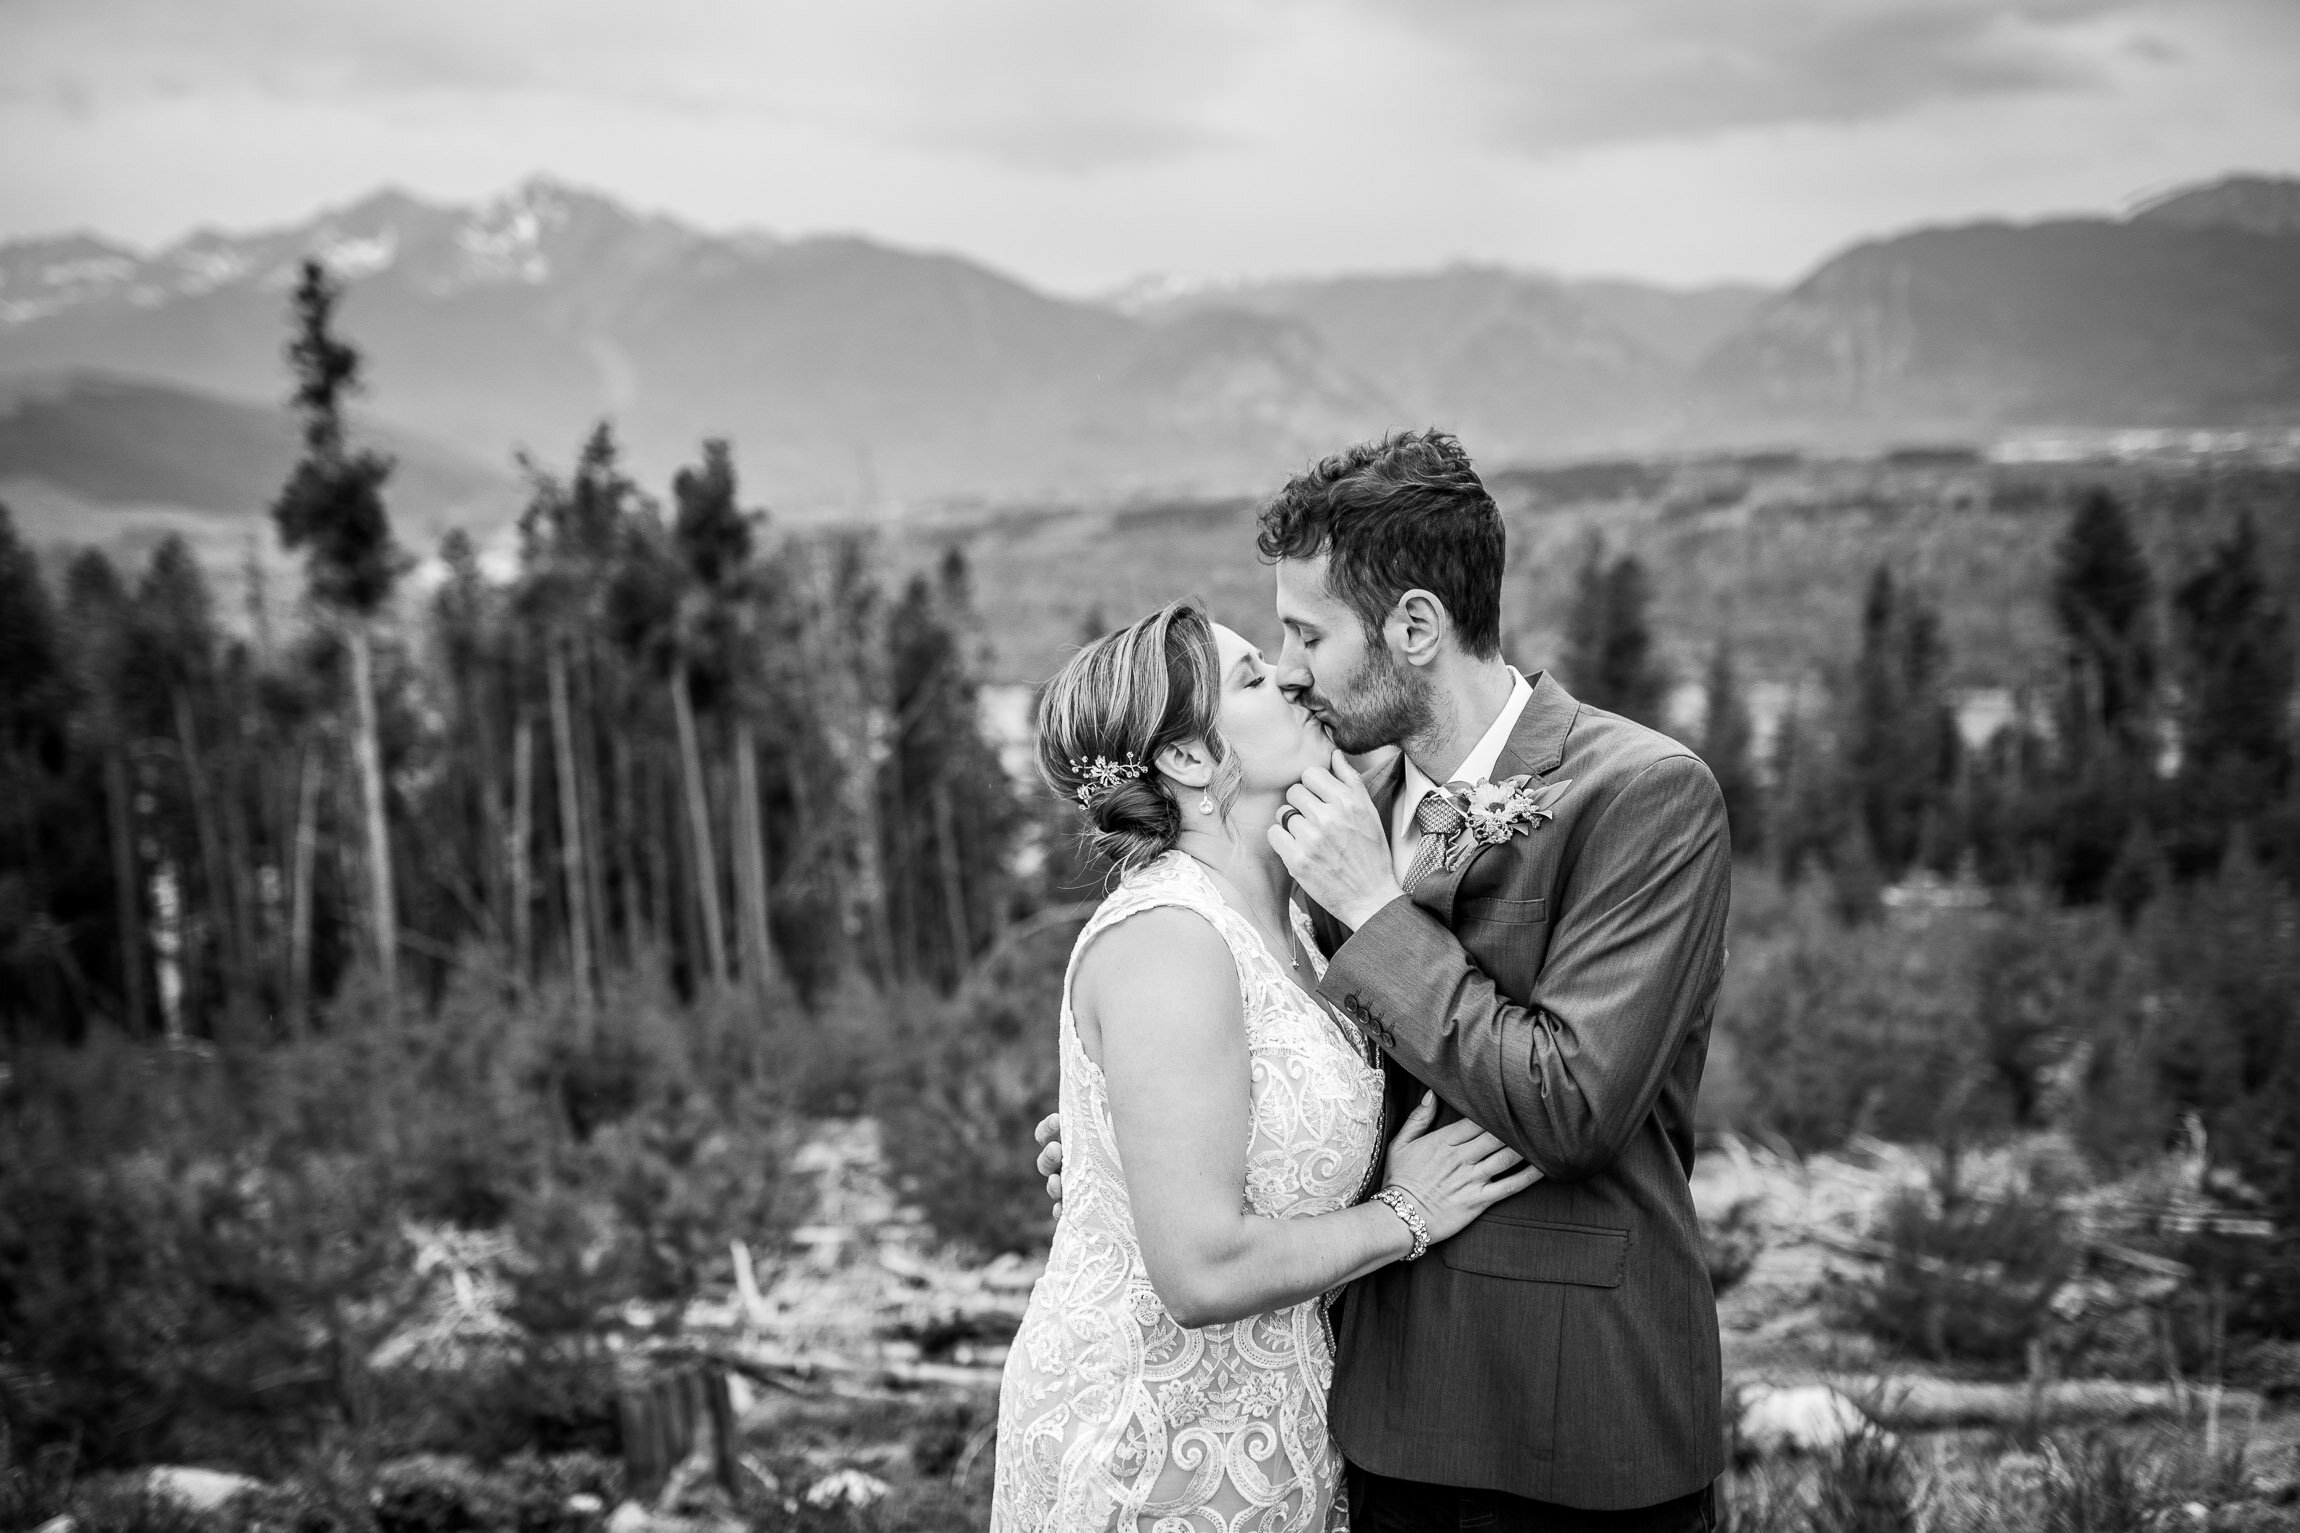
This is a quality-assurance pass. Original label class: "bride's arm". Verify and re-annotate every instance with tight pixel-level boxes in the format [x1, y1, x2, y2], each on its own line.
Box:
[1079, 907, 1536, 1330]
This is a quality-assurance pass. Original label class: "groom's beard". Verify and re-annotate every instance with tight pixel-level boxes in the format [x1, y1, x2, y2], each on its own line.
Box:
[1306, 646, 1433, 756]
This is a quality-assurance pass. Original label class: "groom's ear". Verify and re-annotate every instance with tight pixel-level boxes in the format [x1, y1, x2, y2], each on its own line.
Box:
[1387, 588, 1448, 669]
[1153, 739, 1214, 789]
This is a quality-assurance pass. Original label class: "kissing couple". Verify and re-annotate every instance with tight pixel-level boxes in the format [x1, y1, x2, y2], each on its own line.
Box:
[989, 430, 1733, 1533]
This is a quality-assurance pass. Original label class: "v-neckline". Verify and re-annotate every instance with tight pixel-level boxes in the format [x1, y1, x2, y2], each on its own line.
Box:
[1177, 857, 1371, 1062]
[1179, 855, 1320, 999]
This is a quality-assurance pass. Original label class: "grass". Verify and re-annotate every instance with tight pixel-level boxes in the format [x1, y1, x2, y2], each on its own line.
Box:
[1722, 1418, 2299, 1533]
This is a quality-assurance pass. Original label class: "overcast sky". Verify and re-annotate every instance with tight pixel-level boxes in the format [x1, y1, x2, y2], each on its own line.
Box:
[4, 0, 2297, 294]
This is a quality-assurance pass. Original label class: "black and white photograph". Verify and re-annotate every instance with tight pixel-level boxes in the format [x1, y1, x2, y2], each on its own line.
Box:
[2, 3, 2298, 1529]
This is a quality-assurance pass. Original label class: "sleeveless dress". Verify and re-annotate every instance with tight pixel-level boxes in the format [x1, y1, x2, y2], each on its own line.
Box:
[991, 852, 1386, 1533]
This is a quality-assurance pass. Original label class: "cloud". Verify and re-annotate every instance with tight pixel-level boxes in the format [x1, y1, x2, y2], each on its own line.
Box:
[0, 0, 2295, 288]
[0, 0, 1247, 174]
[1345, 0, 2157, 152]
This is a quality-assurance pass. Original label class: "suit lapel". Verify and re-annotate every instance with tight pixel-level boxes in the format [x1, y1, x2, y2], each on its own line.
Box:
[1405, 672, 1582, 922]
[1505, 669, 1581, 782]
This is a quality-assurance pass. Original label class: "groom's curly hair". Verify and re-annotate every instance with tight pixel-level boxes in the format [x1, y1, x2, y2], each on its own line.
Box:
[1255, 428, 1505, 658]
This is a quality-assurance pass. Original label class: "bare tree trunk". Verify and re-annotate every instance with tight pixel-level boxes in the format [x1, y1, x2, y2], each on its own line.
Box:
[103, 747, 146, 1034]
[174, 687, 251, 1039]
[732, 720, 776, 991]
[932, 779, 970, 979]
[220, 744, 263, 1030]
[510, 715, 535, 992]
[152, 858, 185, 1042]
[671, 659, 729, 990]
[346, 623, 399, 1016]
[642, 746, 669, 953]
[471, 670, 507, 948]
[287, 742, 321, 1037]
[614, 733, 640, 948]
[573, 647, 614, 975]
[548, 643, 594, 1012]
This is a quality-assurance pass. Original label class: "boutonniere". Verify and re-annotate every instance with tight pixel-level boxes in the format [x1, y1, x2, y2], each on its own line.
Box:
[1442, 775, 1573, 869]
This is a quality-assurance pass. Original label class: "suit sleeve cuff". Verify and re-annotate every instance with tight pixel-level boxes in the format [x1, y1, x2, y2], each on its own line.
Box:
[1316, 895, 1462, 1046]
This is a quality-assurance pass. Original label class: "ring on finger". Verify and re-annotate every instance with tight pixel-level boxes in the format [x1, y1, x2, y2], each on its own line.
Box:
[1278, 805, 1302, 832]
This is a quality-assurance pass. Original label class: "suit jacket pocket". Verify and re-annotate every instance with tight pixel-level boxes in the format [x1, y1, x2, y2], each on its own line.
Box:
[1457, 895, 1546, 926]
[1440, 1218, 1627, 1287]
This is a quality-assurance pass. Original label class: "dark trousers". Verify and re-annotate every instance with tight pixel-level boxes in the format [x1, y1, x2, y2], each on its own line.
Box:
[1348, 1465, 1717, 1533]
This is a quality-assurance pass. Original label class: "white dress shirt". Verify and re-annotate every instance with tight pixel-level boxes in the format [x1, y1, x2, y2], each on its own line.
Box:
[1389, 668, 1536, 882]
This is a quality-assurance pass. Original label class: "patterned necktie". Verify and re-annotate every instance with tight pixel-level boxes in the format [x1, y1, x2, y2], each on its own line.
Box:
[1402, 783, 1470, 892]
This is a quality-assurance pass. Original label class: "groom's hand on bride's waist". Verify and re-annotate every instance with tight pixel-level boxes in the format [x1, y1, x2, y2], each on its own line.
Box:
[1034, 1112, 1064, 1219]
[1271, 750, 1405, 931]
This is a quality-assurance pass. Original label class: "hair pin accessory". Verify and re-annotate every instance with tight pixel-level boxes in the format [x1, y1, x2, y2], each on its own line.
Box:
[1070, 753, 1148, 809]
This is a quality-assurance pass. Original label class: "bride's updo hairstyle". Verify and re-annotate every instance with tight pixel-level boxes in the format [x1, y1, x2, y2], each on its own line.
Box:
[1037, 598, 1241, 875]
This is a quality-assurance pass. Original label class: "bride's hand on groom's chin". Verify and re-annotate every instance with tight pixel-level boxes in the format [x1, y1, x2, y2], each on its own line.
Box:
[1270, 750, 1405, 931]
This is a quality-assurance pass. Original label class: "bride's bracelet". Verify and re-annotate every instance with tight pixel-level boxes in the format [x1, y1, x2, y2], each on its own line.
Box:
[1372, 1186, 1431, 1262]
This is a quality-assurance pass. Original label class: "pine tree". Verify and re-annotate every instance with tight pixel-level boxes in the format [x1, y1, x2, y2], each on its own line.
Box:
[518, 424, 646, 1005]
[670, 439, 771, 993]
[2047, 488, 2159, 902]
[1562, 534, 1611, 702]
[1562, 536, 1669, 726]
[883, 547, 1019, 987]
[1698, 639, 1762, 857]
[430, 530, 511, 956]
[60, 549, 145, 1033]
[2052, 486, 2157, 768]
[271, 258, 406, 1014]
[0, 504, 66, 770]
[0, 505, 77, 1026]
[1844, 567, 1959, 876]
[2174, 512, 2293, 839]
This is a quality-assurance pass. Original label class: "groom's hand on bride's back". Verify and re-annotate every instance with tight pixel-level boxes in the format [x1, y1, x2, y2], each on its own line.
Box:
[1271, 749, 1406, 931]
[1034, 1112, 1064, 1219]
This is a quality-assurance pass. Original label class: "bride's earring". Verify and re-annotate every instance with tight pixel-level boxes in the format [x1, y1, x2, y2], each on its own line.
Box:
[1198, 792, 1213, 816]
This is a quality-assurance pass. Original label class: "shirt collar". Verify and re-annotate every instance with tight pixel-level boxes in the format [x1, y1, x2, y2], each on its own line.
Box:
[1396, 666, 1535, 814]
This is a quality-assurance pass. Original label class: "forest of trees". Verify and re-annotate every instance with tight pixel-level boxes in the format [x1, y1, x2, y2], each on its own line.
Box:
[0, 261, 1029, 1047]
[1561, 490, 2297, 909]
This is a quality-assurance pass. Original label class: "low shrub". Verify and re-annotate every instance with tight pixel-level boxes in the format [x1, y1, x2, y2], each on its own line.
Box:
[872, 928, 1070, 1259]
[1711, 879, 1991, 1151]
[1701, 1197, 1766, 1298]
[0, 961, 797, 1475]
[1807, 1428, 1921, 1533]
[1829, 1179, 2081, 1366]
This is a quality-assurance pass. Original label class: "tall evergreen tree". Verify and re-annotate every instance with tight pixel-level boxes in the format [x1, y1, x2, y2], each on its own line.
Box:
[2047, 487, 2160, 901]
[2053, 486, 2158, 767]
[271, 258, 406, 1014]
[517, 423, 646, 1005]
[2174, 512, 2293, 840]
[1562, 536, 1669, 726]
[1844, 566, 1959, 876]
[0, 505, 77, 1031]
[669, 439, 769, 992]
[60, 549, 145, 1034]
[1698, 639, 1762, 857]
[883, 548, 1020, 988]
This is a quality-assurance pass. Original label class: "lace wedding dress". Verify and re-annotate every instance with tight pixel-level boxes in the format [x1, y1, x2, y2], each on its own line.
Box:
[991, 852, 1385, 1533]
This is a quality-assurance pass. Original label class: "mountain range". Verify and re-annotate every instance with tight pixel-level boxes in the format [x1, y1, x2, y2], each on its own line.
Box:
[1, 173, 2296, 522]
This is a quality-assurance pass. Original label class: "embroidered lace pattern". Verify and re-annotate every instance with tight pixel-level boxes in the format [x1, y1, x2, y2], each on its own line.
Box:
[991, 853, 1384, 1533]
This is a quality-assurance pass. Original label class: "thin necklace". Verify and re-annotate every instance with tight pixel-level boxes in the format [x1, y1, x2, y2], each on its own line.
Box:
[1186, 852, 1301, 971]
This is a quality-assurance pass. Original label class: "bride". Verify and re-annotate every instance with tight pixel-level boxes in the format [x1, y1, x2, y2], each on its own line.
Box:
[991, 599, 1540, 1533]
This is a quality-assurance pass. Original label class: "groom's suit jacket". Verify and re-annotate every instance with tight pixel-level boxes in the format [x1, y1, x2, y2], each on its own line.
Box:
[1308, 670, 1730, 1510]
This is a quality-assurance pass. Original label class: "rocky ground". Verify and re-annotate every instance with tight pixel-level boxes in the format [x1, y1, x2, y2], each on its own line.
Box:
[82, 1118, 2300, 1530]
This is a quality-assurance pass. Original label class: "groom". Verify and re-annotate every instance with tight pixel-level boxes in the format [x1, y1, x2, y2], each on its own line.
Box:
[1040, 429, 1731, 1530]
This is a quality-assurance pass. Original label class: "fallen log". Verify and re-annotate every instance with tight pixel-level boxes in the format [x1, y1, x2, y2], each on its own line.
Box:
[1837, 1375, 2263, 1431]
